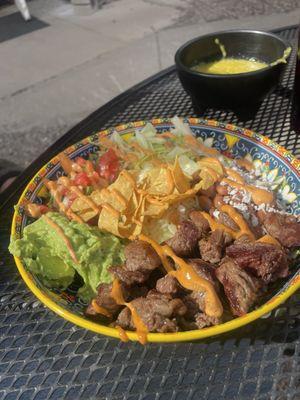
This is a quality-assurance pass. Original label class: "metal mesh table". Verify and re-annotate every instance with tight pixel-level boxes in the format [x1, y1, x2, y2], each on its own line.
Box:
[0, 26, 299, 400]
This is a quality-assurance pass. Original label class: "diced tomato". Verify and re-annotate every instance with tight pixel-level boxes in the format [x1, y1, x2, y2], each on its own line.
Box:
[76, 157, 86, 167]
[73, 172, 92, 187]
[98, 148, 120, 183]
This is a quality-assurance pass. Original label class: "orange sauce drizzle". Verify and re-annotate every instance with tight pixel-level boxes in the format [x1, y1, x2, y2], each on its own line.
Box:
[220, 205, 255, 240]
[138, 234, 174, 272]
[110, 189, 127, 208]
[221, 178, 274, 205]
[45, 180, 83, 223]
[225, 168, 245, 184]
[116, 326, 129, 342]
[91, 299, 112, 318]
[111, 279, 148, 344]
[138, 235, 222, 318]
[257, 235, 281, 247]
[102, 203, 120, 218]
[236, 158, 253, 171]
[163, 246, 223, 317]
[43, 215, 79, 263]
[26, 203, 43, 219]
[58, 177, 100, 213]
[200, 212, 237, 237]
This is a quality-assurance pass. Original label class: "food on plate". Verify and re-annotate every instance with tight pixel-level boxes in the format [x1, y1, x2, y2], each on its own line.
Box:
[9, 117, 300, 344]
[9, 212, 125, 301]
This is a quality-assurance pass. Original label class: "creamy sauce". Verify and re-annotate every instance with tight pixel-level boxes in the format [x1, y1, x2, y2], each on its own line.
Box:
[192, 58, 268, 75]
[138, 235, 223, 318]
[43, 215, 79, 263]
[116, 326, 129, 342]
[91, 299, 112, 318]
[26, 203, 43, 219]
[58, 176, 100, 213]
[225, 168, 244, 184]
[220, 205, 255, 240]
[111, 279, 148, 345]
[45, 179, 83, 223]
[257, 235, 281, 247]
[221, 177, 274, 205]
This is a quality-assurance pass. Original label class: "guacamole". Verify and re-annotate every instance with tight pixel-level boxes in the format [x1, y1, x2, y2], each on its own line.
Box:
[9, 212, 126, 302]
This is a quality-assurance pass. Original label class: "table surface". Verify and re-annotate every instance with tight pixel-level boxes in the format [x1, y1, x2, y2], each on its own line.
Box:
[0, 26, 299, 400]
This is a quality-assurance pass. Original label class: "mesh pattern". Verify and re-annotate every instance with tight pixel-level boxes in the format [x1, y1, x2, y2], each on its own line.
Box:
[0, 27, 299, 400]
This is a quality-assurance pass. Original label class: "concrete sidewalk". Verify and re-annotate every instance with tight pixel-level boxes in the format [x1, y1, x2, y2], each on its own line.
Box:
[0, 0, 299, 168]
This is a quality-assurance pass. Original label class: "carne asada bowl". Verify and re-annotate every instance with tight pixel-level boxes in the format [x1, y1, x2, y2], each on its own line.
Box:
[10, 117, 300, 343]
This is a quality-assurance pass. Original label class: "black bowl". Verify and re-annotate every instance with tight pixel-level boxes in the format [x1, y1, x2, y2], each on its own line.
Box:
[175, 30, 291, 109]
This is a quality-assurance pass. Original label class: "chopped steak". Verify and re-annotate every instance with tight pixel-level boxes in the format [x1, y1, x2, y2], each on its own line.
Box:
[226, 241, 289, 283]
[199, 229, 233, 263]
[181, 294, 200, 320]
[95, 283, 123, 315]
[156, 274, 182, 295]
[125, 240, 161, 272]
[116, 291, 187, 333]
[116, 307, 133, 330]
[188, 258, 218, 281]
[259, 212, 300, 248]
[166, 220, 202, 257]
[109, 265, 150, 285]
[195, 313, 221, 329]
[189, 211, 210, 235]
[215, 258, 261, 316]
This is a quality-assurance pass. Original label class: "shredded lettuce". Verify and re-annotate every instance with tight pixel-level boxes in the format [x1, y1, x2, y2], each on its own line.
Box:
[171, 116, 193, 136]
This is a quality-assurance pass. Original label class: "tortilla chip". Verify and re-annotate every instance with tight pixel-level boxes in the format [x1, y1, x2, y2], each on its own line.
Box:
[98, 205, 122, 237]
[171, 157, 190, 194]
[146, 167, 174, 196]
[198, 157, 224, 177]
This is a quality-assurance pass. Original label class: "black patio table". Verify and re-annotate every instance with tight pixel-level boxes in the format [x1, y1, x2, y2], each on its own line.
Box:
[0, 25, 299, 400]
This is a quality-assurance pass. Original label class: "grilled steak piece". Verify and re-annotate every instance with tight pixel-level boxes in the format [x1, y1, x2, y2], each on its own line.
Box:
[195, 313, 221, 329]
[259, 212, 300, 248]
[189, 211, 210, 235]
[199, 229, 233, 263]
[226, 241, 289, 283]
[109, 265, 150, 285]
[215, 258, 261, 316]
[94, 283, 123, 315]
[125, 240, 161, 272]
[166, 220, 202, 257]
[166, 220, 201, 257]
[116, 291, 187, 333]
[156, 274, 182, 295]
[116, 307, 133, 329]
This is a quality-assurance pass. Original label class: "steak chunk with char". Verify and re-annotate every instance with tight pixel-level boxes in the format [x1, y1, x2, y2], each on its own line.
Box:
[259, 212, 300, 248]
[116, 290, 187, 333]
[189, 211, 210, 235]
[199, 229, 233, 264]
[215, 258, 261, 316]
[109, 265, 149, 285]
[226, 241, 289, 283]
[125, 240, 161, 272]
[93, 283, 124, 315]
[156, 274, 182, 295]
[166, 220, 202, 257]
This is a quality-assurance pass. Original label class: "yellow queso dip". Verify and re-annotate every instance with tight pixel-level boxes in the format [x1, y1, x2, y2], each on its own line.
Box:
[191, 58, 268, 75]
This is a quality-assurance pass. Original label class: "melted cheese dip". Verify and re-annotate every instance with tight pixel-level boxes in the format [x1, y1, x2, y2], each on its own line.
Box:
[192, 58, 268, 75]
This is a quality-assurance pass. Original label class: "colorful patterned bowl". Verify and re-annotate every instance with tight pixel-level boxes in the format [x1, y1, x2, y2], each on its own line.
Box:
[11, 118, 300, 343]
